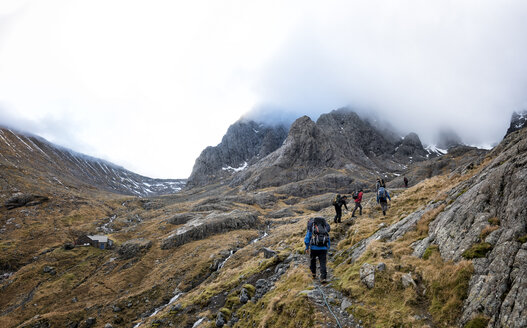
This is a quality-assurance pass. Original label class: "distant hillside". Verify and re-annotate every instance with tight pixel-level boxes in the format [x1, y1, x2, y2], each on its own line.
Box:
[0, 127, 185, 197]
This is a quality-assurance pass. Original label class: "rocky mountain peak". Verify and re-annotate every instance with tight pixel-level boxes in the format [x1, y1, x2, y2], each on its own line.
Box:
[186, 119, 288, 187]
[505, 110, 527, 136]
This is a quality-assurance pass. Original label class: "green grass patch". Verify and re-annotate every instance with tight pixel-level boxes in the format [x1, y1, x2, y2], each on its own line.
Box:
[464, 316, 490, 328]
[423, 245, 439, 260]
[487, 217, 500, 226]
[428, 264, 473, 326]
[462, 243, 493, 259]
[517, 234, 527, 244]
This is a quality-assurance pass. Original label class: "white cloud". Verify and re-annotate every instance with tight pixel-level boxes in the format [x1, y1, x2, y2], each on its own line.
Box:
[1, 1, 526, 178]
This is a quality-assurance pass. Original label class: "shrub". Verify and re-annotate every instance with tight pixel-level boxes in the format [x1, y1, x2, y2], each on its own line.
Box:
[479, 225, 499, 240]
[462, 243, 493, 259]
[464, 316, 490, 328]
[487, 217, 500, 226]
[423, 245, 439, 260]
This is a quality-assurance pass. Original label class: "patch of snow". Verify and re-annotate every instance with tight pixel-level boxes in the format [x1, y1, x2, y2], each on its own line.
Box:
[222, 161, 248, 172]
[192, 318, 206, 328]
[425, 145, 447, 155]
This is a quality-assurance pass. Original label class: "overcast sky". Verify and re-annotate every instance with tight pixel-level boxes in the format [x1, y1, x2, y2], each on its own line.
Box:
[1, 1, 526, 178]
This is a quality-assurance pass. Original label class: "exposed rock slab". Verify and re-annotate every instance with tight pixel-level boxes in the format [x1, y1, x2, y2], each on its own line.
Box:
[412, 128, 527, 327]
[118, 239, 152, 259]
[161, 210, 260, 249]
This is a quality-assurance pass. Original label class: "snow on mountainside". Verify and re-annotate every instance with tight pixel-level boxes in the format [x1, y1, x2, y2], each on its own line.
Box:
[0, 127, 185, 197]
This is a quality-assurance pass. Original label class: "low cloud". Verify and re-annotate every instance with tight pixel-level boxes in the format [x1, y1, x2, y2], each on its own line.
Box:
[249, 1, 527, 147]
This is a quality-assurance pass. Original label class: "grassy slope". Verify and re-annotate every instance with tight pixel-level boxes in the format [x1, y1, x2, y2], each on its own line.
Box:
[1, 152, 495, 328]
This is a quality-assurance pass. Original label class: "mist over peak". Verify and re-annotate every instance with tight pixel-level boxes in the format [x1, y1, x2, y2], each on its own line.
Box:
[247, 1, 527, 148]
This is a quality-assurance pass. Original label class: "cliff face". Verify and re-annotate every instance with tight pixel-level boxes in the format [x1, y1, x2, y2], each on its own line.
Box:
[505, 110, 527, 137]
[230, 109, 429, 192]
[186, 120, 288, 187]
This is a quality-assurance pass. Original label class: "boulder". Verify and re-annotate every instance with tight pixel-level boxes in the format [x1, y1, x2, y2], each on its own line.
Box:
[401, 273, 416, 288]
[261, 248, 277, 259]
[341, 298, 353, 312]
[215, 312, 226, 327]
[84, 317, 96, 327]
[117, 239, 152, 260]
[239, 288, 250, 304]
[359, 263, 375, 289]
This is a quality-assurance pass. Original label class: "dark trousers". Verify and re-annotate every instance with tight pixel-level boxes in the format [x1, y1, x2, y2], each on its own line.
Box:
[380, 201, 388, 215]
[334, 205, 342, 223]
[352, 202, 362, 216]
[310, 249, 327, 279]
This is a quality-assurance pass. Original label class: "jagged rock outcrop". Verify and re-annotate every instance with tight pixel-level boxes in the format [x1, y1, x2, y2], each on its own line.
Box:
[161, 210, 260, 249]
[412, 127, 527, 327]
[5, 193, 49, 210]
[505, 110, 527, 137]
[187, 120, 288, 187]
[188, 108, 431, 191]
[393, 132, 428, 162]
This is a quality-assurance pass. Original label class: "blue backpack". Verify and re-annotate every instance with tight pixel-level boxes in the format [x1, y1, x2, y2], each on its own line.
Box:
[378, 187, 387, 201]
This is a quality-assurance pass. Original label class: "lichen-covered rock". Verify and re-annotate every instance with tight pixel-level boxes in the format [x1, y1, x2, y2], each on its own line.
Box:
[359, 263, 375, 289]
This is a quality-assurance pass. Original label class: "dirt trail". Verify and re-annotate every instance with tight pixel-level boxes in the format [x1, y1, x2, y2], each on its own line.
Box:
[299, 211, 362, 328]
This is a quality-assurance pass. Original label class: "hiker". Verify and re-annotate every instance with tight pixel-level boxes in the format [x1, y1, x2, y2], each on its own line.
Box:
[377, 186, 391, 216]
[333, 194, 348, 223]
[375, 178, 381, 192]
[351, 188, 363, 217]
[404, 176, 409, 188]
[304, 217, 330, 283]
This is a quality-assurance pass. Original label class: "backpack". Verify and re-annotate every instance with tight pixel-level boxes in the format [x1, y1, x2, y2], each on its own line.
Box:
[352, 191, 358, 200]
[310, 217, 329, 247]
[378, 187, 387, 201]
[332, 194, 341, 206]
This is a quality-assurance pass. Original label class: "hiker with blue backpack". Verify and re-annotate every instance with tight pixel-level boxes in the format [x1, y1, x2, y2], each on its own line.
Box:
[305, 217, 331, 283]
[377, 186, 391, 216]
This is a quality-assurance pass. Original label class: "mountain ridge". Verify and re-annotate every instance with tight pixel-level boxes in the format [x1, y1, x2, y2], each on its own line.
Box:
[0, 127, 186, 198]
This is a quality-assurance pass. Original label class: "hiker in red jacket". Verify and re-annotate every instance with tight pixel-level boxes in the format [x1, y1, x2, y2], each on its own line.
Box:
[351, 188, 363, 217]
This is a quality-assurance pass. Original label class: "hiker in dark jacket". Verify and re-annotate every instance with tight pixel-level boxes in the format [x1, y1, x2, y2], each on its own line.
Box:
[351, 189, 363, 217]
[304, 217, 331, 282]
[376, 187, 391, 215]
[404, 176, 409, 188]
[333, 195, 348, 223]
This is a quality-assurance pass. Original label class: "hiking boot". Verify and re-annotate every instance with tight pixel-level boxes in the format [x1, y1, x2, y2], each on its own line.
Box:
[312, 274, 317, 279]
[320, 278, 328, 284]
